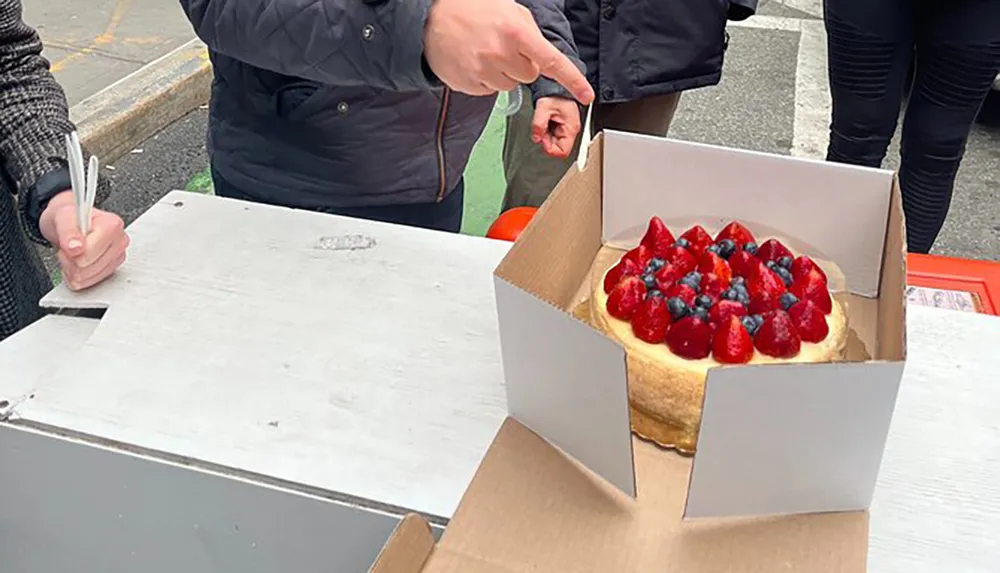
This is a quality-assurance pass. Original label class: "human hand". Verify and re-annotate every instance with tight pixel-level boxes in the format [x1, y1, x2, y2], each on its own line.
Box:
[424, 0, 594, 105]
[39, 191, 129, 291]
[532, 97, 582, 159]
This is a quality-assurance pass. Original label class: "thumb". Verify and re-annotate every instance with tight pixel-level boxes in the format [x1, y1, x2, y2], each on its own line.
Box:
[53, 207, 86, 257]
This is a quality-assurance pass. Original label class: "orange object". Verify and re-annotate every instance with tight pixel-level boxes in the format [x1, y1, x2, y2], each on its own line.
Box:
[906, 253, 1000, 315]
[486, 207, 538, 242]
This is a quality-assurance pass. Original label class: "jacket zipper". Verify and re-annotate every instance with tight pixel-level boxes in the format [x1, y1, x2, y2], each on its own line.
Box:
[435, 87, 451, 202]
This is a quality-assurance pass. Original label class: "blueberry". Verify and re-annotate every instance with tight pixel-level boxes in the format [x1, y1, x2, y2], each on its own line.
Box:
[706, 243, 721, 256]
[743, 241, 758, 255]
[684, 271, 702, 284]
[692, 307, 709, 322]
[774, 266, 794, 286]
[777, 256, 793, 269]
[779, 292, 799, 310]
[679, 271, 702, 292]
[735, 284, 751, 304]
[718, 239, 737, 259]
[667, 297, 689, 320]
[695, 294, 713, 309]
[642, 273, 657, 290]
[766, 260, 778, 270]
[648, 257, 666, 272]
[721, 288, 738, 301]
[675, 238, 691, 249]
[751, 314, 765, 327]
[731, 276, 745, 287]
[741, 315, 759, 335]
[648, 289, 663, 299]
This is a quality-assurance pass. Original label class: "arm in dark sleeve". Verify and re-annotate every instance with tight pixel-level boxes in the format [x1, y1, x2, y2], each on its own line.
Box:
[179, 0, 438, 91]
[517, 0, 586, 103]
[0, 0, 78, 244]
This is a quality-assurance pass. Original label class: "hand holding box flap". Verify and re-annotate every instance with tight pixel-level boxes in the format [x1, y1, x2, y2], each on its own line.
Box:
[494, 278, 637, 498]
[600, 131, 895, 298]
[685, 361, 904, 519]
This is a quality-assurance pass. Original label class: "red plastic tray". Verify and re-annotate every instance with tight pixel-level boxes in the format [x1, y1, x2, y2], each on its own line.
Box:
[906, 254, 1000, 315]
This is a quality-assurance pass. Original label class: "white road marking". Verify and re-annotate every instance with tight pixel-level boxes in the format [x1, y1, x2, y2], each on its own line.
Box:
[791, 20, 832, 159]
[729, 14, 833, 159]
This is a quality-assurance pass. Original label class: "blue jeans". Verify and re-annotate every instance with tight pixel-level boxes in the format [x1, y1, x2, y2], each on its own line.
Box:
[211, 168, 465, 234]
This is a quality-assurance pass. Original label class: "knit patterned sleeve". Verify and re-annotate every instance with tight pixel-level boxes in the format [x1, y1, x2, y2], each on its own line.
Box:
[0, 0, 78, 244]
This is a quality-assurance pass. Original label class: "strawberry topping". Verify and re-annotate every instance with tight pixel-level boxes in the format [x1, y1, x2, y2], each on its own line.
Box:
[788, 299, 828, 343]
[754, 310, 802, 358]
[790, 255, 827, 284]
[789, 269, 833, 314]
[715, 221, 756, 247]
[679, 225, 714, 255]
[630, 296, 672, 343]
[699, 272, 726, 301]
[603, 257, 642, 294]
[756, 238, 793, 262]
[623, 244, 654, 268]
[709, 299, 748, 326]
[729, 249, 758, 278]
[697, 251, 732, 285]
[607, 276, 646, 320]
[640, 216, 676, 258]
[662, 245, 697, 274]
[653, 263, 686, 292]
[713, 315, 755, 364]
[665, 282, 698, 306]
[666, 316, 713, 360]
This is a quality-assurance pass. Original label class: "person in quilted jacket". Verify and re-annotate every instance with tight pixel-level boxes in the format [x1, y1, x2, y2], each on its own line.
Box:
[0, 0, 129, 341]
[502, 0, 759, 210]
[179, 0, 592, 233]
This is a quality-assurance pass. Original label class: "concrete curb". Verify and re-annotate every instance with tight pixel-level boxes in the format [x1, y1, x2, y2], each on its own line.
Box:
[69, 38, 211, 163]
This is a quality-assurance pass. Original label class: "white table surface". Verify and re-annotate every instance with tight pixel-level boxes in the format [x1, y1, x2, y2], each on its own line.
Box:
[1, 192, 998, 571]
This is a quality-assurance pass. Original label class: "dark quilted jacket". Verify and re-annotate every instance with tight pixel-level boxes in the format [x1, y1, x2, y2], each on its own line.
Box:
[1, 0, 108, 340]
[568, 0, 758, 103]
[180, 0, 584, 210]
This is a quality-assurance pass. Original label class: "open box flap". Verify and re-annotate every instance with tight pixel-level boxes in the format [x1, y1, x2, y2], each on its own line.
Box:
[601, 131, 896, 298]
[369, 515, 436, 573]
[494, 278, 636, 498]
[379, 418, 868, 573]
[687, 361, 904, 519]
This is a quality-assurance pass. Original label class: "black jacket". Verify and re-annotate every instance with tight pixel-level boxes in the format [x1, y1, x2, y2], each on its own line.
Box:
[568, 0, 758, 103]
[180, 0, 584, 210]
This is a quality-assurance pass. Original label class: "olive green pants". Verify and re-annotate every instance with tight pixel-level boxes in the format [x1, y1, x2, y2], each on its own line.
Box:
[501, 91, 682, 210]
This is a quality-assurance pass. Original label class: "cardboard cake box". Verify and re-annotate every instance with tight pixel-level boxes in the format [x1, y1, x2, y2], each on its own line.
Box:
[372, 131, 908, 572]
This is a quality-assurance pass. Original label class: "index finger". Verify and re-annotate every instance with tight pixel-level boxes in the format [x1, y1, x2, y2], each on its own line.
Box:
[518, 31, 594, 105]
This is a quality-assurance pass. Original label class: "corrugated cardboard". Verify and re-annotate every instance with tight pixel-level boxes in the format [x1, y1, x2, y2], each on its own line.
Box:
[371, 132, 906, 572]
[373, 419, 868, 572]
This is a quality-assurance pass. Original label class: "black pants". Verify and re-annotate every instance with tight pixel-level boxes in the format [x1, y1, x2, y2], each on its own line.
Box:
[824, 0, 1000, 254]
[211, 168, 465, 234]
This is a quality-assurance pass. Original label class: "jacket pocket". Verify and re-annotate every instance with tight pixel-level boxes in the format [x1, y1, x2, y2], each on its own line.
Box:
[633, 0, 730, 89]
[275, 81, 337, 121]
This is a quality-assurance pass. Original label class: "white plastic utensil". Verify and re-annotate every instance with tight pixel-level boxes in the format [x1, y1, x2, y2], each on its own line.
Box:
[65, 131, 98, 235]
[494, 86, 524, 116]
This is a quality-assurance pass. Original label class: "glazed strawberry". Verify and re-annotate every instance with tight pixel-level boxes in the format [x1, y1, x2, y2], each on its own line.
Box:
[789, 269, 833, 314]
[631, 296, 672, 344]
[680, 225, 714, 255]
[729, 249, 758, 278]
[640, 216, 676, 258]
[747, 262, 787, 314]
[715, 221, 755, 248]
[699, 272, 725, 300]
[604, 257, 642, 294]
[756, 239, 793, 262]
[788, 299, 828, 343]
[790, 255, 828, 284]
[662, 245, 697, 274]
[709, 299, 748, 325]
[665, 282, 698, 306]
[654, 263, 686, 291]
[607, 276, 646, 320]
[697, 251, 732, 285]
[623, 244, 654, 267]
[666, 316, 713, 360]
[754, 310, 802, 358]
[712, 315, 754, 364]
